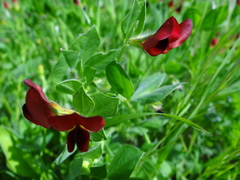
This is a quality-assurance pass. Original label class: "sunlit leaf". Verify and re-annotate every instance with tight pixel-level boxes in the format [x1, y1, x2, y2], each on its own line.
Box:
[89, 93, 119, 117]
[0, 126, 39, 178]
[62, 50, 80, 68]
[69, 26, 100, 60]
[84, 50, 118, 71]
[108, 145, 144, 179]
[133, 73, 166, 98]
[73, 88, 95, 116]
[132, 83, 181, 104]
[106, 61, 134, 100]
[121, 0, 141, 41]
[55, 79, 82, 94]
[51, 53, 68, 83]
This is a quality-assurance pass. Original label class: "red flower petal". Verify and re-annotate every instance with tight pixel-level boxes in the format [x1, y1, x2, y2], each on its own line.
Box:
[154, 16, 180, 42]
[3, 2, 10, 9]
[23, 79, 52, 129]
[168, 19, 193, 50]
[211, 38, 218, 47]
[75, 127, 90, 152]
[145, 38, 169, 56]
[142, 17, 180, 56]
[67, 129, 75, 153]
[67, 126, 90, 152]
[48, 113, 105, 132]
[74, 0, 79, 5]
[165, 17, 181, 43]
[22, 104, 39, 125]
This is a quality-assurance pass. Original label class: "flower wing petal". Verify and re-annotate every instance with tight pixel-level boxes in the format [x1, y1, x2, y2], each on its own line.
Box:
[168, 19, 193, 49]
[48, 114, 77, 131]
[144, 38, 169, 56]
[75, 127, 90, 152]
[166, 17, 181, 42]
[67, 129, 76, 153]
[79, 116, 105, 132]
[48, 113, 105, 132]
[22, 104, 37, 124]
[142, 17, 180, 56]
[66, 126, 90, 152]
[24, 79, 52, 129]
[155, 16, 180, 41]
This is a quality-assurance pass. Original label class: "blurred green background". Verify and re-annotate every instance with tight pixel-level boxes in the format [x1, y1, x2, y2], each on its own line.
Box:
[0, 0, 240, 179]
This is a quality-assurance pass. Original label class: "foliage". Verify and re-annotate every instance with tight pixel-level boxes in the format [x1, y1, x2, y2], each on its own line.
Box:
[0, 0, 240, 179]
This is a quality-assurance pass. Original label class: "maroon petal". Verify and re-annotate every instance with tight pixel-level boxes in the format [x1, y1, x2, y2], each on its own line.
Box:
[23, 79, 52, 128]
[22, 104, 38, 125]
[141, 36, 167, 56]
[75, 126, 90, 152]
[142, 17, 180, 56]
[164, 17, 181, 43]
[168, 19, 193, 50]
[144, 38, 169, 56]
[67, 129, 76, 153]
[48, 114, 77, 131]
[66, 126, 90, 152]
[154, 16, 180, 42]
[48, 113, 105, 132]
[79, 115, 105, 132]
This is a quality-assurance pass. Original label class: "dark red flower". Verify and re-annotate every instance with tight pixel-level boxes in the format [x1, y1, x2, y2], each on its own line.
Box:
[22, 79, 105, 152]
[12, 0, 18, 3]
[175, 5, 182, 13]
[210, 38, 218, 47]
[168, 0, 174, 7]
[141, 16, 193, 56]
[3, 2, 10, 9]
[48, 113, 105, 152]
[74, 0, 79, 5]
[22, 79, 52, 128]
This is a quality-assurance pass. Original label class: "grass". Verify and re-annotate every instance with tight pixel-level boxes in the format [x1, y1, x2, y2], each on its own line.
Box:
[0, 0, 240, 179]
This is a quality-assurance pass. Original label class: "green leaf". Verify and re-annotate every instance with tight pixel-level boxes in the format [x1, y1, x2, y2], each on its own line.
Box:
[161, 113, 211, 135]
[133, 73, 166, 98]
[76, 144, 102, 160]
[90, 129, 107, 142]
[134, 0, 146, 35]
[105, 112, 148, 128]
[140, 117, 168, 130]
[68, 157, 83, 180]
[83, 66, 96, 84]
[182, 8, 201, 27]
[105, 112, 211, 135]
[62, 50, 80, 68]
[73, 88, 95, 116]
[90, 165, 107, 179]
[0, 126, 38, 178]
[54, 146, 74, 165]
[201, 6, 228, 30]
[121, 0, 141, 41]
[51, 53, 68, 83]
[84, 50, 118, 71]
[55, 79, 82, 94]
[106, 61, 134, 100]
[132, 83, 181, 104]
[108, 145, 144, 179]
[165, 60, 183, 74]
[68, 26, 100, 60]
[89, 93, 119, 117]
[127, 126, 148, 136]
